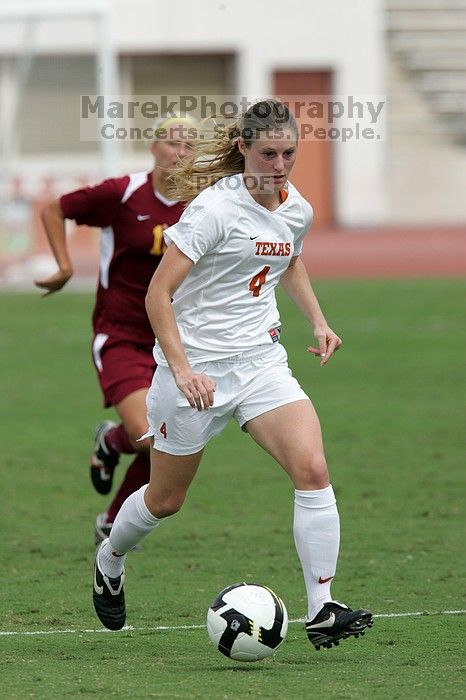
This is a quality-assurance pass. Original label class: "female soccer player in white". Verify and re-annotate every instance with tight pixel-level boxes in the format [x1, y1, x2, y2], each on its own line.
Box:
[92, 99, 373, 650]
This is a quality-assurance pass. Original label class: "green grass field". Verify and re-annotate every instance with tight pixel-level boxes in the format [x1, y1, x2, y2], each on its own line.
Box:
[1, 279, 465, 699]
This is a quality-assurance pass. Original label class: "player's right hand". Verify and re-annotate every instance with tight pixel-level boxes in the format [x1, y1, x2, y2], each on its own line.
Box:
[34, 269, 73, 296]
[175, 371, 217, 411]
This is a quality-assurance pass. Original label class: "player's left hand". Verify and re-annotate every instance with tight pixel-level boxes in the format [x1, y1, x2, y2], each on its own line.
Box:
[307, 325, 342, 367]
[34, 268, 73, 296]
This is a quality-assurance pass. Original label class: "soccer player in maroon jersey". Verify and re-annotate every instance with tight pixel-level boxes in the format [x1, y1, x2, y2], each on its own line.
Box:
[35, 117, 195, 544]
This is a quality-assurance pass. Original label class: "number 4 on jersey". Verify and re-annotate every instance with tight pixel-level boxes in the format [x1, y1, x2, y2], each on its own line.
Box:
[160, 422, 167, 439]
[249, 265, 270, 297]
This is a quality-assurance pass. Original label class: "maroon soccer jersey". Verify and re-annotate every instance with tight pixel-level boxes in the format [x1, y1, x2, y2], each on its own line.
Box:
[60, 171, 184, 344]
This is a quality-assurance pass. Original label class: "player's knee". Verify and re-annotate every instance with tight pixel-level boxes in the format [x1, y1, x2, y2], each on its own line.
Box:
[134, 435, 151, 454]
[294, 453, 329, 490]
[145, 492, 185, 519]
[125, 426, 151, 453]
[151, 500, 183, 519]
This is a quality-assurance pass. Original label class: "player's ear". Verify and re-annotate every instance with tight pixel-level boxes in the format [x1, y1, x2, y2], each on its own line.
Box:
[150, 140, 158, 158]
[237, 137, 247, 157]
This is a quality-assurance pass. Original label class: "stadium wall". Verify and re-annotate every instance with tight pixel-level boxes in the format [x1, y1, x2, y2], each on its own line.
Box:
[0, 0, 386, 227]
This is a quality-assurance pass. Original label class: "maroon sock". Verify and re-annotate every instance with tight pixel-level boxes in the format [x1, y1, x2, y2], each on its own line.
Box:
[106, 453, 151, 523]
[104, 423, 135, 455]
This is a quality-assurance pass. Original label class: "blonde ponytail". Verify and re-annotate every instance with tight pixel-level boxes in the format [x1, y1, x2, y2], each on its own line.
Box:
[167, 119, 243, 203]
[167, 99, 298, 203]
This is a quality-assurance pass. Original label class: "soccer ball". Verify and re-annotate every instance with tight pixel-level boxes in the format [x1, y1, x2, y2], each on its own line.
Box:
[206, 582, 288, 662]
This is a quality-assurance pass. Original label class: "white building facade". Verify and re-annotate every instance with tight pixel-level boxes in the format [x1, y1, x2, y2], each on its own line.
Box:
[0, 0, 465, 227]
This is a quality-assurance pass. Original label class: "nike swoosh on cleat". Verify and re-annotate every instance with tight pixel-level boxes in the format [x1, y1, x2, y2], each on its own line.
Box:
[308, 613, 336, 629]
[318, 576, 334, 584]
[93, 568, 103, 595]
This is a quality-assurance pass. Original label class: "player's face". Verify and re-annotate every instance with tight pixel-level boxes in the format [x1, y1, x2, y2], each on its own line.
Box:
[239, 129, 298, 194]
[151, 123, 194, 174]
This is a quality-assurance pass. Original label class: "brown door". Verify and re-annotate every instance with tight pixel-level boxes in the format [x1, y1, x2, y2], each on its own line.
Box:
[274, 71, 333, 226]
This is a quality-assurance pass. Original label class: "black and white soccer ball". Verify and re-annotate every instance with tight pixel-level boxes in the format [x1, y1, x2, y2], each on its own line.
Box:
[207, 582, 288, 662]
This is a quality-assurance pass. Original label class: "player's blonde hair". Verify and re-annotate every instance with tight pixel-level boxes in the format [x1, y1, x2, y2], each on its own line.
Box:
[167, 99, 298, 202]
[152, 115, 198, 140]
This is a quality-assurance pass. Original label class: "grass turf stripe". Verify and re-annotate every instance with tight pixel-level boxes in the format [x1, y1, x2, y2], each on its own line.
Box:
[0, 609, 464, 637]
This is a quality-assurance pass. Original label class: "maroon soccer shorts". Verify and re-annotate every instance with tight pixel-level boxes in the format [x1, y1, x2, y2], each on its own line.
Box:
[91, 333, 156, 407]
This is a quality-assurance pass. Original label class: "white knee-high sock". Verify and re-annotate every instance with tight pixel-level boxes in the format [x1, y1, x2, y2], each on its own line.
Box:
[98, 485, 163, 578]
[293, 485, 340, 621]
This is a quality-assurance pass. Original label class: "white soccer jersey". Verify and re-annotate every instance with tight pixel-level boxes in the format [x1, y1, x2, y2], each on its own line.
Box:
[153, 173, 313, 365]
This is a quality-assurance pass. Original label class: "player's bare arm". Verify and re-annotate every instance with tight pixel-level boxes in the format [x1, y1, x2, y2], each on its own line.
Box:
[280, 256, 342, 366]
[146, 243, 216, 411]
[34, 199, 73, 296]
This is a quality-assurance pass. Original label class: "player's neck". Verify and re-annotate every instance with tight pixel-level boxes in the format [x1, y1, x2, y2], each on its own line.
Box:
[247, 189, 281, 212]
[242, 174, 282, 211]
[151, 170, 169, 198]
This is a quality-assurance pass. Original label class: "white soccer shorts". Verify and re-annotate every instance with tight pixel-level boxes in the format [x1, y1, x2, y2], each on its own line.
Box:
[144, 343, 309, 455]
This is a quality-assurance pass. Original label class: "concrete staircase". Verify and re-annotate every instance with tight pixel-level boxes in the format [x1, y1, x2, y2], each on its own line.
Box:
[386, 0, 466, 145]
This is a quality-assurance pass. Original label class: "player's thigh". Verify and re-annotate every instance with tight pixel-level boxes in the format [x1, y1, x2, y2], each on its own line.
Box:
[146, 363, 233, 455]
[92, 335, 154, 415]
[145, 445, 204, 517]
[246, 399, 329, 490]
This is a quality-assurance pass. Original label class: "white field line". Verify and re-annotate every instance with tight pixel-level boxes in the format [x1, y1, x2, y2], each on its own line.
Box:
[0, 610, 464, 638]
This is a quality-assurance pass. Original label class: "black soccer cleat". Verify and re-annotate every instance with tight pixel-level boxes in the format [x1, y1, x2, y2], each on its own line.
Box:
[306, 601, 373, 650]
[90, 421, 120, 495]
[93, 540, 126, 631]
